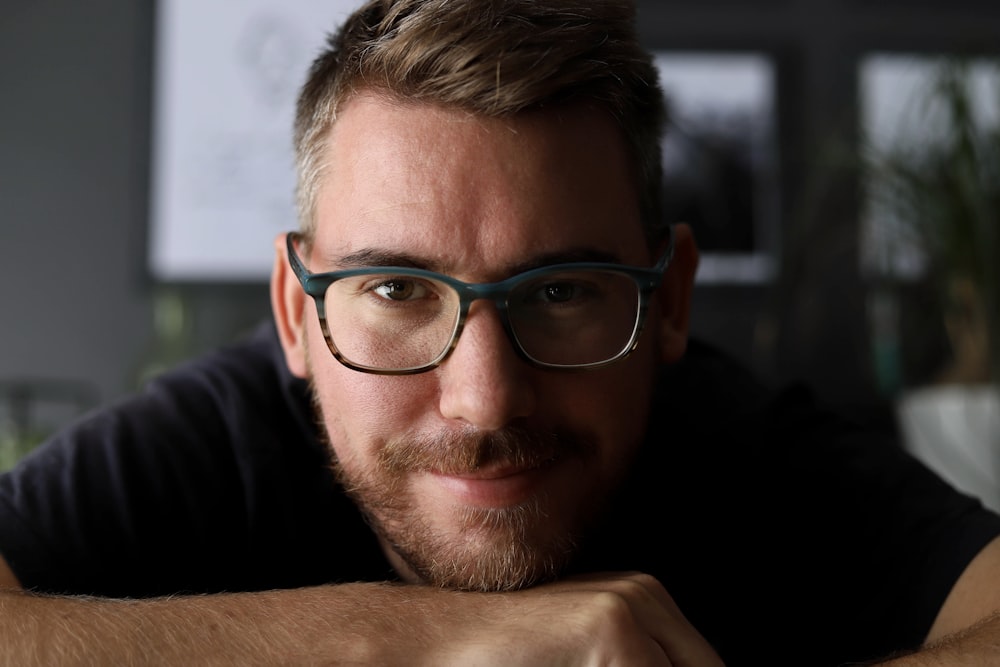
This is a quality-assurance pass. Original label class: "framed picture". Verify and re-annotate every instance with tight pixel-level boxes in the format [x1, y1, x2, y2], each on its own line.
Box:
[653, 52, 780, 284]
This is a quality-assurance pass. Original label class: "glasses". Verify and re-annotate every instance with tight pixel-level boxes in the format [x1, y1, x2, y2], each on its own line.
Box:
[286, 228, 674, 375]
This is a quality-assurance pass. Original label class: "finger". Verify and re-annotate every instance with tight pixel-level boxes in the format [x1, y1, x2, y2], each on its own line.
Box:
[598, 573, 725, 667]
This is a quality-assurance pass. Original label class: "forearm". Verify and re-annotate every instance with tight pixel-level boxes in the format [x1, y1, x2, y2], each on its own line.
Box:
[0, 583, 457, 666]
[872, 612, 1000, 666]
[0, 572, 724, 666]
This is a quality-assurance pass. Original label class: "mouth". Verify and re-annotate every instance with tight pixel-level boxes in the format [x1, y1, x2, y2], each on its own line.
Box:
[426, 459, 556, 508]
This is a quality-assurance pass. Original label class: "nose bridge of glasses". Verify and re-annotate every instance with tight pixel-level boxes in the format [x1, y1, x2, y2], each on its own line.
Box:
[456, 279, 515, 311]
[450, 281, 522, 355]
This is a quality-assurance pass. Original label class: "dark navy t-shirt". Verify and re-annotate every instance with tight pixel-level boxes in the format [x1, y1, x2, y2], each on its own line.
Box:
[1, 321, 997, 666]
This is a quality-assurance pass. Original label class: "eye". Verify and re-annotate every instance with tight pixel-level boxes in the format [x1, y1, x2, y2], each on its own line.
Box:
[370, 279, 430, 302]
[539, 282, 581, 303]
[521, 277, 599, 307]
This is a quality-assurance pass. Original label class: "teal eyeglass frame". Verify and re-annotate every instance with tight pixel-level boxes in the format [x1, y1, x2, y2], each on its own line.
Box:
[285, 227, 675, 375]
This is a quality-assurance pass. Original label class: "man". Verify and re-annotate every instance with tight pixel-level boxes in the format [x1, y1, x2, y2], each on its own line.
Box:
[1, 1, 999, 664]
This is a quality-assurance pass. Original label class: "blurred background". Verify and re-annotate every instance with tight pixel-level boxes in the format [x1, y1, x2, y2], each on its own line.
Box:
[2, 0, 999, 493]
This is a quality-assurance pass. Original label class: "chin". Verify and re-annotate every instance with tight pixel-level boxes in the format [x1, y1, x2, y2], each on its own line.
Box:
[394, 498, 582, 591]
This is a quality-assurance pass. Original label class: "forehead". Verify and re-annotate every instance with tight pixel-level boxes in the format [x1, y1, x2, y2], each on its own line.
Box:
[312, 93, 647, 276]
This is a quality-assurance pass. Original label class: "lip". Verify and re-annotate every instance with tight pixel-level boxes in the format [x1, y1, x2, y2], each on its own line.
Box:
[427, 462, 552, 508]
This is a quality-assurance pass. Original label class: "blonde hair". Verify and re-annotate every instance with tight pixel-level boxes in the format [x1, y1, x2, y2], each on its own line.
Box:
[294, 0, 667, 244]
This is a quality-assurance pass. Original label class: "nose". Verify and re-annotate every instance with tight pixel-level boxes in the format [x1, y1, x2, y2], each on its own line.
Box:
[437, 301, 536, 430]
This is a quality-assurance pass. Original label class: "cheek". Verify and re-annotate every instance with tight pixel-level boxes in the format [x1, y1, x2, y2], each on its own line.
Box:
[308, 351, 440, 463]
[304, 312, 414, 438]
[544, 353, 657, 456]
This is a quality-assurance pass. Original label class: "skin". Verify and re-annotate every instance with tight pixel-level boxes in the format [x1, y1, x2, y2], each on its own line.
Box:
[272, 92, 698, 591]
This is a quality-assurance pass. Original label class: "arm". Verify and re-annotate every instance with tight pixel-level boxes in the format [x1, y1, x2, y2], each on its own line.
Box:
[0, 554, 17, 590]
[874, 536, 1000, 665]
[0, 555, 722, 666]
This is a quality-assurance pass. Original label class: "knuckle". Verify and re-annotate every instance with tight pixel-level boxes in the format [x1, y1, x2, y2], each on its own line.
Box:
[588, 590, 637, 630]
[621, 571, 663, 590]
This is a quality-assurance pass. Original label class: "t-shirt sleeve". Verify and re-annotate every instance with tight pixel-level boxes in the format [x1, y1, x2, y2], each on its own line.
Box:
[712, 389, 1000, 665]
[0, 324, 336, 597]
[762, 389, 1000, 654]
[0, 367, 252, 596]
[645, 345, 1000, 666]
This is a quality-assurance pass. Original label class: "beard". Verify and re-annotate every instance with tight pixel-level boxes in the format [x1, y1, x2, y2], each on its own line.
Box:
[310, 387, 602, 592]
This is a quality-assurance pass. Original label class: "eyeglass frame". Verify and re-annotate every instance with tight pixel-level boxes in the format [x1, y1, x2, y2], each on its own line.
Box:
[285, 227, 675, 375]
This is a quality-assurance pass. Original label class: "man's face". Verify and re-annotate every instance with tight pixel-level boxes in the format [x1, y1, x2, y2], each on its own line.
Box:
[289, 93, 671, 591]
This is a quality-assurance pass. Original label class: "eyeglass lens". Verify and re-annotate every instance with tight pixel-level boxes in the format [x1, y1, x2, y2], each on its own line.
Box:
[323, 269, 642, 371]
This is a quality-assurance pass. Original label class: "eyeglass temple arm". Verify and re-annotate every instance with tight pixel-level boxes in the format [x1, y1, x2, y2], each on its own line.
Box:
[654, 225, 676, 272]
[285, 232, 311, 284]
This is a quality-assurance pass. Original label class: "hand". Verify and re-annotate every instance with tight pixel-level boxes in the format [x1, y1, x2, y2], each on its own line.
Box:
[0, 565, 724, 666]
[441, 571, 725, 666]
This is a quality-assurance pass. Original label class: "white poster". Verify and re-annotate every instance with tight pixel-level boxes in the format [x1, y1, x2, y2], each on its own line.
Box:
[149, 0, 358, 281]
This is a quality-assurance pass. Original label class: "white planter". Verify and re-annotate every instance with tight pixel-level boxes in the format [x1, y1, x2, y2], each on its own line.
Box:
[897, 384, 1000, 513]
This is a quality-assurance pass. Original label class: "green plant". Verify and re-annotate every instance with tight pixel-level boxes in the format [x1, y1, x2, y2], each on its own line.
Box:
[864, 58, 1000, 385]
[0, 429, 46, 472]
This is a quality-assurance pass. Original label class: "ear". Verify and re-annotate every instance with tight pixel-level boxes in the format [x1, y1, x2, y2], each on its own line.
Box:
[270, 232, 310, 379]
[656, 223, 699, 364]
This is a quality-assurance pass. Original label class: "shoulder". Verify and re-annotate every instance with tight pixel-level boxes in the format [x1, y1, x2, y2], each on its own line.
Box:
[134, 321, 318, 452]
[0, 322, 343, 595]
[145, 321, 305, 416]
[635, 337, 1000, 664]
[16, 322, 321, 472]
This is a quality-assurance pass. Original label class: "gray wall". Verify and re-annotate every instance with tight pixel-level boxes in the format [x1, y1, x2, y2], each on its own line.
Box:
[1, 1, 155, 421]
[1, 0, 270, 433]
[2, 0, 998, 437]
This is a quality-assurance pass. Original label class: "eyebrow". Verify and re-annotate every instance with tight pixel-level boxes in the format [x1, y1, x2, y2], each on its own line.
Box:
[326, 247, 625, 275]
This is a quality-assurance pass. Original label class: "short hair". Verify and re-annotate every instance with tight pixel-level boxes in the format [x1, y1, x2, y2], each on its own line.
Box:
[294, 0, 668, 245]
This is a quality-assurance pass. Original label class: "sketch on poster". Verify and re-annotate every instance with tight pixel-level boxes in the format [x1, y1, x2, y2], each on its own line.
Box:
[149, 1, 357, 281]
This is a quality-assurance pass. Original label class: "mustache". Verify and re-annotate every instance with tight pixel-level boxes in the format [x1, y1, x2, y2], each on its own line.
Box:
[377, 424, 597, 476]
